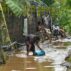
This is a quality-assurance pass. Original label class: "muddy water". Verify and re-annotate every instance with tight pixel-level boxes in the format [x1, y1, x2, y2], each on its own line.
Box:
[34, 40, 71, 71]
[52, 38, 71, 49]
[0, 39, 71, 71]
[34, 48, 68, 71]
[0, 56, 54, 71]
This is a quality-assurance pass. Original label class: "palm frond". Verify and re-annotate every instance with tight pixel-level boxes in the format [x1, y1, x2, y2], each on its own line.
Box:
[4, 0, 46, 16]
[5, 0, 23, 16]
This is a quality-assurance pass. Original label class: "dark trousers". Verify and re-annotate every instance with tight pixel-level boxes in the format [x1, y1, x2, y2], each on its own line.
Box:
[26, 43, 35, 55]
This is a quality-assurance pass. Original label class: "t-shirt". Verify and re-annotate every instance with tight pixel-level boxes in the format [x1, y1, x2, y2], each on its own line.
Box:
[25, 34, 40, 44]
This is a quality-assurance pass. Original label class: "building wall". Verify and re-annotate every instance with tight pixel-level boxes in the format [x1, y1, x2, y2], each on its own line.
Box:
[6, 12, 37, 42]
[6, 13, 24, 42]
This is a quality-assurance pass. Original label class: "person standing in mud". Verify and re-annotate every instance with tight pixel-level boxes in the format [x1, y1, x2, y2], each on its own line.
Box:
[25, 34, 42, 56]
[37, 21, 52, 43]
[53, 25, 60, 39]
[42, 12, 52, 32]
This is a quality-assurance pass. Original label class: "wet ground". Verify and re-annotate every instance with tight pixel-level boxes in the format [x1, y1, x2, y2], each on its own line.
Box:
[0, 38, 71, 71]
[0, 53, 53, 71]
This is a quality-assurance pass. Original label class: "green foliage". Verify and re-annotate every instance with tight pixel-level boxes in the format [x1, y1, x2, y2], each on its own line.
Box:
[64, 42, 71, 46]
[4, 0, 44, 16]
[1, 0, 71, 34]
[66, 0, 71, 8]
[43, 0, 55, 6]
[47, 0, 71, 34]
[5, 0, 23, 16]
[65, 56, 71, 62]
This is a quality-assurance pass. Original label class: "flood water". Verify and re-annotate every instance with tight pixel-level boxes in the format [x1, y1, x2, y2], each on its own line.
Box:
[0, 38, 71, 71]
